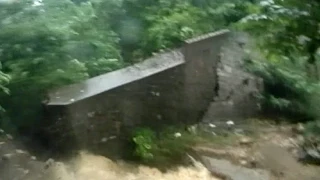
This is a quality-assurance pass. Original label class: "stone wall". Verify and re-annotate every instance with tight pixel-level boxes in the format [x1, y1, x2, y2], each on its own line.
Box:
[42, 30, 230, 157]
[202, 32, 263, 124]
[182, 33, 226, 123]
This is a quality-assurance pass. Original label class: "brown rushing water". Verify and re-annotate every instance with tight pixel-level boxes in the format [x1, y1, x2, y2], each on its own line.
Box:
[47, 152, 221, 180]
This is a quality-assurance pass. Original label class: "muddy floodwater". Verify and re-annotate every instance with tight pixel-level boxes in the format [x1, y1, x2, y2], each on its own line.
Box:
[45, 152, 220, 180]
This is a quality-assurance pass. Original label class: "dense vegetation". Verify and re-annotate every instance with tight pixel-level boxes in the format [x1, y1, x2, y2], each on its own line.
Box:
[237, 0, 320, 155]
[130, 125, 239, 168]
[237, 0, 320, 122]
[1, 0, 320, 162]
[0, 0, 253, 133]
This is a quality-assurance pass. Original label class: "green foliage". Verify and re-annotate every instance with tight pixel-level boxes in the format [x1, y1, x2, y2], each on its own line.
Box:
[130, 125, 243, 168]
[244, 54, 320, 121]
[238, 0, 320, 121]
[131, 127, 196, 166]
[0, 0, 123, 130]
[132, 127, 157, 161]
[238, 0, 320, 69]
[139, 4, 206, 56]
[116, 0, 253, 60]
[0, 0, 254, 132]
[238, 0, 319, 51]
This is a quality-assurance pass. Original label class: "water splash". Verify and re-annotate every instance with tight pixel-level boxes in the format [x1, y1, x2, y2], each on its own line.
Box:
[48, 151, 220, 180]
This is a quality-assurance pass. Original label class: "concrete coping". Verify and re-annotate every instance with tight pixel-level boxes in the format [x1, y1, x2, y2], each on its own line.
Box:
[47, 29, 231, 106]
[185, 29, 230, 44]
[47, 49, 184, 106]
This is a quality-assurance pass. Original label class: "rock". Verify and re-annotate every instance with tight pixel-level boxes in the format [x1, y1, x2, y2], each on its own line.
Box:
[296, 123, 305, 133]
[296, 135, 305, 145]
[226, 120, 235, 131]
[192, 146, 228, 157]
[16, 149, 27, 154]
[109, 136, 117, 140]
[174, 132, 182, 138]
[24, 169, 30, 175]
[2, 153, 13, 161]
[30, 156, 37, 160]
[306, 148, 320, 158]
[292, 123, 305, 134]
[201, 156, 270, 180]
[248, 158, 258, 168]
[227, 100, 234, 106]
[291, 148, 302, 160]
[44, 158, 55, 169]
[226, 120, 234, 126]
[0, 129, 4, 134]
[280, 126, 288, 131]
[209, 123, 216, 128]
[239, 137, 254, 145]
[101, 137, 108, 143]
[87, 112, 95, 118]
[18, 168, 29, 175]
[240, 160, 247, 166]
[302, 149, 320, 165]
[287, 137, 299, 148]
[6, 134, 13, 140]
[234, 128, 245, 135]
[297, 149, 308, 161]
[296, 147, 320, 165]
[187, 125, 197, 134]
[237, 151, 247, 159]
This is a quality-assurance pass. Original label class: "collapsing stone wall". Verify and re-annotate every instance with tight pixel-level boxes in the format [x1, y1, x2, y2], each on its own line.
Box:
[202, 32, 263, 123]
[42, 30, 230, 157]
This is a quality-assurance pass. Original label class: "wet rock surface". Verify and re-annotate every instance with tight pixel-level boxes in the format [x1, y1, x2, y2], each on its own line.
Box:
[299, 148, 320, 165]
[202, 32, 263, 123]
[202, 156, 270, 180]
[193, 121, 320, 180]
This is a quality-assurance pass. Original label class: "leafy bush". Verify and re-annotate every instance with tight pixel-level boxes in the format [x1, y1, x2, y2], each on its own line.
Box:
[116, 0, 254, 60]
[244, 54, 320, 121]
[237, 0, 320, 122]
[131, 127, 196, 167]
[0, 0, 123, 131]
[132, 127, 157, 161]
